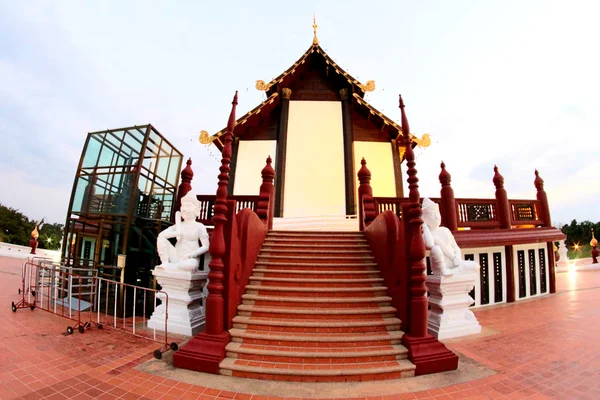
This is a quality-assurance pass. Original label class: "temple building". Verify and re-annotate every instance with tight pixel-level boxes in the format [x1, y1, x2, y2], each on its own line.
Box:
[174, 20, 566, 382]
[200, 19, 429, 228]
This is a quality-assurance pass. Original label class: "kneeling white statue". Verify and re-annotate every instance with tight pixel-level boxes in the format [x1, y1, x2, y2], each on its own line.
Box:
[156, 192, 210, 271]
[148, 191, 209, 336]
[422, 197, 481, 340]
[422, 198, 478, 276]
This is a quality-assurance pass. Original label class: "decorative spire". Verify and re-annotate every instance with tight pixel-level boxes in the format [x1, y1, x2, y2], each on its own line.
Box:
[312, 14, 319, 45]
[493, 165, 504, 189]
[534, 169, 544, 191]
[591, 228, 598, 247]
[439, 161, 451, 186]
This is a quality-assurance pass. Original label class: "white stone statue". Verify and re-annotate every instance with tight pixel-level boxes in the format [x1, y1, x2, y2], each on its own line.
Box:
[557, 240, 569, 263]
[422, 198, 478, 276]
[148, 191, 210, 336]
[156, 192, 209, 272]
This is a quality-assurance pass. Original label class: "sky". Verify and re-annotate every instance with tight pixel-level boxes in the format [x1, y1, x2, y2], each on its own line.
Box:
[0, 0, 599, 227]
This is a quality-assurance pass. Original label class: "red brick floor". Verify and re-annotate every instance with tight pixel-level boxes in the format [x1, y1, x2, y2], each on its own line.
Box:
[2, 256, 600, 399]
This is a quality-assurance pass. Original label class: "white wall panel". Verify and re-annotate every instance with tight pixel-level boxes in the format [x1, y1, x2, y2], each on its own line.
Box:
[353, 141, 396, 203]
[284, 101, 345, 217]
[233, 140, 277, 195]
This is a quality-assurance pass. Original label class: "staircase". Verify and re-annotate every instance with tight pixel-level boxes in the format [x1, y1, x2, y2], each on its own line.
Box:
[219, 230, 416, 382]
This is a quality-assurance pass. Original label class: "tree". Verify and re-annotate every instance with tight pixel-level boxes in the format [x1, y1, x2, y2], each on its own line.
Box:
[0, 203, 64, 250]
[561, 219, 600, 259]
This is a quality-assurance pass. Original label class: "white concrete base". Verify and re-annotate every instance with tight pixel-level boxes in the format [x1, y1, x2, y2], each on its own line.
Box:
[147, 267, 208, 337]
[426, 273, 482, 340]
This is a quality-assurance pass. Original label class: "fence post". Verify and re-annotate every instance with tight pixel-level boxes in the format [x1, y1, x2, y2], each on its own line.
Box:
[439, 161, 458, 232]
[357, 158, 376, 231]
[173, 91, 238, 374]
[534, 170, 552, 228]
[493, 165, 512, 229]
[173, 158, 194, 219]
[399, 94, 458, 376]
[257, 156, 275, 230]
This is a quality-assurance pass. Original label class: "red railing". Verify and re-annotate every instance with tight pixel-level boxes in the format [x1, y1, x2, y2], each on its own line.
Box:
[196, 195, 260, 226]
[509, 199, 543, 227]
[455, 198, 500, 229]
[371, 196, 544, 230]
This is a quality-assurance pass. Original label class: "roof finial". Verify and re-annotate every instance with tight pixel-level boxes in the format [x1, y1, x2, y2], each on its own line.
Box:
[312, 14, 319, 45]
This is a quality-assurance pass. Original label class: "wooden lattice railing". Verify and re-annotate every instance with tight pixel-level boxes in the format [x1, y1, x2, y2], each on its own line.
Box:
[196, 195, 260, 226]
[369, 196, 545, 231]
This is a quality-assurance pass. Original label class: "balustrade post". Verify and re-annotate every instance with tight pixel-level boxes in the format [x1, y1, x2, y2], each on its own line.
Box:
[257, 156, 275, 230]
[173, 91, 238, 374]
[439, 161, 458, 232]
[357, 158, 376, 231]
[399, 95, 458, 375]
[173, 158, 194, 220]
[493, 166, 512, 229]
[534, 170, 552, 228]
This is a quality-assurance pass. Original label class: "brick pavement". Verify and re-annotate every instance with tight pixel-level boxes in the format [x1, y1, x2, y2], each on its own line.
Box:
[2, 256, 599, 399]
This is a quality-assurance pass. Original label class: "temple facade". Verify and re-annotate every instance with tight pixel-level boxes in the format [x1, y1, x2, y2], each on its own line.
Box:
[129, 22, 565, 382]
[201, 25, 429, 223]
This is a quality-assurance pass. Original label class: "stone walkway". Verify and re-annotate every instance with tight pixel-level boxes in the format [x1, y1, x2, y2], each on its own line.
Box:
[1, 256, 599, 399]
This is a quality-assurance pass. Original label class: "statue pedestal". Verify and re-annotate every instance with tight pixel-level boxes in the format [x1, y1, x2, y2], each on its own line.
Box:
[426, 273, 481, 340]
[147, 267, 208, 337]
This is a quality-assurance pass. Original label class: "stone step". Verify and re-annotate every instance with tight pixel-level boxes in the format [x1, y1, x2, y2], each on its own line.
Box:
[232, 316, 402, 333]
[248, 276, 384, 288]
[260, 248, 372, 255]
[257, 255, 374, 263]
[225, 342, 409, 363]
[219, 358, 416, 382]
[245, 285, 388, 298]
[229, 328, 404, 345]
[264, 238, 368, 245]
[237, 305, 397, 320]
[262, 243, 371, 250]
[268, 231, 364, 238]
[241, 293, 391, 308]
[251, 269, 381, 280]
[255, 261, 378, 268]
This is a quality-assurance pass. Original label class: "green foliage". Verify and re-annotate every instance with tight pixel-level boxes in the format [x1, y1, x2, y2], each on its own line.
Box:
[0, 203, 64, 250]
[560, 219, 600, 259]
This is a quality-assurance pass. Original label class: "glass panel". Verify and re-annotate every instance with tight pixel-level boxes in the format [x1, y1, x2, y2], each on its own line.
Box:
[97, 141, 118, 168]
[71, 176, 89, 213]
[82, 134, 104, 168]
[123, 130, 143, 156]
[167, 154, 181, 186]
[161, 193, 174, 221]
[156, 155, 170, 181]
[160, 140, 172, 158]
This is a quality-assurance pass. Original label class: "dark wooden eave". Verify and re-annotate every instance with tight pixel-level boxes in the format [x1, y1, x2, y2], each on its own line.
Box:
[210, 93, 279, 151]
[454, 227, 566, 249]
[262, 43, 370, 99]
[206, 42, 419, 152]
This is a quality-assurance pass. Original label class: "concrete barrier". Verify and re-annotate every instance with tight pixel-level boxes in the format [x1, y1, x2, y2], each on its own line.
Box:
[0, 242, 61, 262]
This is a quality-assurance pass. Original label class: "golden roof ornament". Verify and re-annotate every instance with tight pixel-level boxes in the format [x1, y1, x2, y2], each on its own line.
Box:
[358, 80, 376, 92]
[313, 15, 319, 45]
[591, 229, 598, 247]
[199, 130, 217, 145]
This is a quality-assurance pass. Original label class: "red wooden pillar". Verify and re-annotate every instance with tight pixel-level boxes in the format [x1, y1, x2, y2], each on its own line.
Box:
[534, 170, 552, 228]
[399, 95, 458, 375]
[357, 158, 377, 231]
[173, 158, 194, 219]
[173, 92, 238, 374]
[493, 166, 512, 229]
[256, 156, 275, 230]
[439, 161, 458, 232]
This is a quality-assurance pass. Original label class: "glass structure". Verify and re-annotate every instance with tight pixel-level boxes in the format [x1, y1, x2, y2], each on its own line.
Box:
[62, 125, 183, 287]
